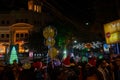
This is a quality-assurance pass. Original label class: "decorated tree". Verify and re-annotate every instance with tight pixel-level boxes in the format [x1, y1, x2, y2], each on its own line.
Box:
[9, 45, 18, 64]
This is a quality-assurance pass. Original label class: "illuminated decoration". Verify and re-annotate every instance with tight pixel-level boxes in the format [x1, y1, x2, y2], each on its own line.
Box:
[9, 45, 18, 64]
[10, 23, 33, 53]
[85, 43, 92, 48]
[43, 26, 55, 39]
[73, 41, 102, 50]
[56, 35, 66, 48]
[63, 49, 67, 59]
[43, 26, 57, 59]
[45, 38, 55, 47]
[104, 19, 120, 44]
[48, 47, 58, 59]
[74, 40, 77, 43]
[103, 44, 110, 53]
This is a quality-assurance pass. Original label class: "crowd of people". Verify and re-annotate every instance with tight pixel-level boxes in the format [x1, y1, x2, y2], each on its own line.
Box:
[0, 54, 120, 80]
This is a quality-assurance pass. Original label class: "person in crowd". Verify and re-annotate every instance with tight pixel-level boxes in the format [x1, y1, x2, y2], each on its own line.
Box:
[18, 63, 35, 80]
[12, 60, 19, 80]
[96, 58, 113, 80]
[86, 66, 99, 80]
[114, 55, 120, 80]
[2, 65, 15, 80]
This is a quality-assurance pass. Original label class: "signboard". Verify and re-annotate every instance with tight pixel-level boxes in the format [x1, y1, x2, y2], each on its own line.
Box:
[104, 19, 120, 44]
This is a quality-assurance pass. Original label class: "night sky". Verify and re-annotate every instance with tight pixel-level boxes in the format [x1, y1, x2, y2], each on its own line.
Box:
[0, 0, 28, 10]
[48, 0, 120, 24]
[0, 0, 119, 23]
[47, 0, 120, 41]
[0, 0, 120, 29]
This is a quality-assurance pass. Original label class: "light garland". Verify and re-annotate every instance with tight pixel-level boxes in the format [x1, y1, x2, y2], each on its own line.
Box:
[73, 41, 102, 50]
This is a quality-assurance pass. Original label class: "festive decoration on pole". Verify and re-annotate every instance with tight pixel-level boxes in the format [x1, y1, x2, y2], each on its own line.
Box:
[43, 26, 55, 39]
[48, 47, 58, 59]
[43, 26, 58, 59]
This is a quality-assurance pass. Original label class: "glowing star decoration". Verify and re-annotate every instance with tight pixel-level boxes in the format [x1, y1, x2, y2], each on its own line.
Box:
[9, 46, 18, 64]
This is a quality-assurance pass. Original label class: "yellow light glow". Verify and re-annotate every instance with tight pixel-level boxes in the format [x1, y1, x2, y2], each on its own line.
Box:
[106, 32, 120, 44]
[15, 41, 25, 53]
[104, 19, 120, 44]
[104, 19, 120, 34]
[28, 0, 33, 10]
[34, 5, 37, 11]
[0, 45, 5, 54]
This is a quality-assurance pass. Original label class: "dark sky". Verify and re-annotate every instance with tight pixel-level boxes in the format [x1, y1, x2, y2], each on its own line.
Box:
[0, 0, 28, 10]
[46, 0, 120, 41]
[0, 0, 120, 22]
[47, 0, 120, 25]
[0, 0, 119, 26]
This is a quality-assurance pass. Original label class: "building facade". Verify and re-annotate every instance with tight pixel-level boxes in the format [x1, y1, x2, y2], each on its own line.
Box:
[0, 0, 45, 56]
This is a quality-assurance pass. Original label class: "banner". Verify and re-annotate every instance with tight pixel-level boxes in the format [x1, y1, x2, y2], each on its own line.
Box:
[104, 19, 120, 44]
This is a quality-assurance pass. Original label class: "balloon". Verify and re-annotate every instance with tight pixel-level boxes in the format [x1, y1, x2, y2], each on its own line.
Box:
[43, 27, 55, 39]
[48, 47, 58, 59]
[45, 38, 55, 46]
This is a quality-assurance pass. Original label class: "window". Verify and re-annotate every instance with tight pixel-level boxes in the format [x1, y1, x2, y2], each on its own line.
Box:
[1, 20, 5, 24]
[16, 19, 19, 23]
[25, 33, 28, 37]
[25, 19, 28, 23]
[6, 20, 10, 24]
[6, 34, 9, 38]
[20, 34, 24, 37]
[1, 34, 4, 38]
[16, 33, 19, 37]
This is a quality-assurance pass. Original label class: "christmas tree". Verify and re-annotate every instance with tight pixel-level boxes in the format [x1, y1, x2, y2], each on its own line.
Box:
[9, 46, 18, 64]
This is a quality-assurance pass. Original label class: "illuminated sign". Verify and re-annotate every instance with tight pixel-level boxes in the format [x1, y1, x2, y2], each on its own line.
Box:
[104, 19, 120, 44]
